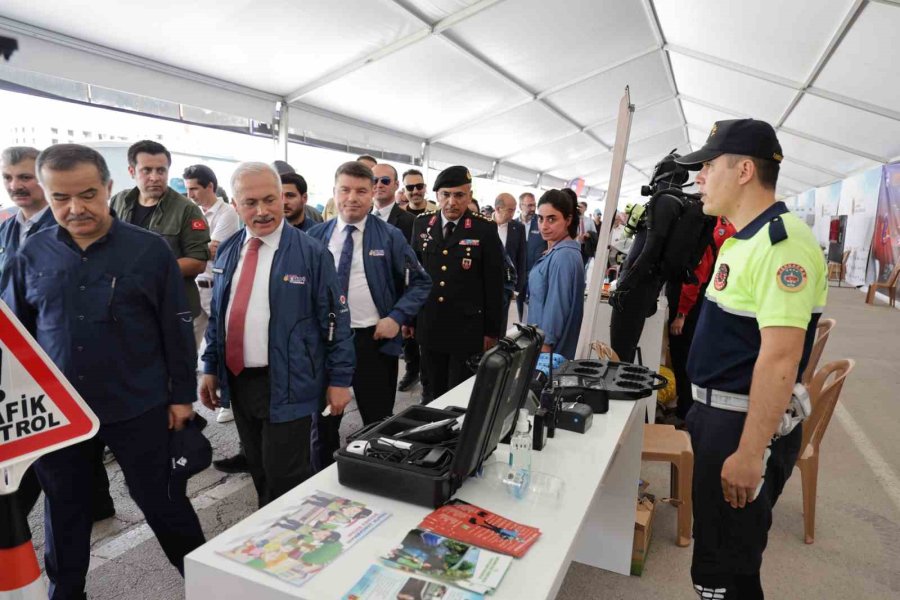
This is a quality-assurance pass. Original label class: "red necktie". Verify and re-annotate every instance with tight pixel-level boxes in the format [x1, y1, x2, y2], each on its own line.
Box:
[226, 237, 263, 376]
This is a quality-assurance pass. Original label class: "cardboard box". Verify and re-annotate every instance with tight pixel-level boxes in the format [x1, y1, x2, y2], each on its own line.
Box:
[630, 496, 656, 576]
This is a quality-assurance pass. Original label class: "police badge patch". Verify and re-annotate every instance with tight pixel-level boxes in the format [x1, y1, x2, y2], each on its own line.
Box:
[776, 263, 807, 292]
[713, 263, 730, 291]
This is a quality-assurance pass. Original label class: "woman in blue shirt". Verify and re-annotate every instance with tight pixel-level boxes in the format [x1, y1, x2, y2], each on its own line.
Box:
[527, 189, 586, 359]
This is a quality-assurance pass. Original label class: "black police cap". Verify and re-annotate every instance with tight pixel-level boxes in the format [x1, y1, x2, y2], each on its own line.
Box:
[433, 165, 472, 191]
[675, 119, 783, 171]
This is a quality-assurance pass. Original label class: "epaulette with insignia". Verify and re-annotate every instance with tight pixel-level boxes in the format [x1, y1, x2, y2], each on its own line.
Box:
[415, 210, 438, 219]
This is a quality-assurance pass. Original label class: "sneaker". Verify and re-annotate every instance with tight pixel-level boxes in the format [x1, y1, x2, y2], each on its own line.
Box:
[213, 453, 250, 474]
[397, 372, 420, 392]
[216, 407, 235, 423]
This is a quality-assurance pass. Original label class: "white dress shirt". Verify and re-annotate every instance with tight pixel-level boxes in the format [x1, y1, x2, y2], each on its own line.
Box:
[373, 201, 395, 222]
[225, 220, 283, 367]
[328, 216, 380, 328]
[497, 221, 509, 248]
[521, 216, 534, 239]
[198, 199, 240, 284]
[16, 206, 50, 246]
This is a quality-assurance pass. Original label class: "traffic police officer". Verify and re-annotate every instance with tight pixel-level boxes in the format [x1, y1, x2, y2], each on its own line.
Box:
[675, 119, 827, 599]
[411, 165, 505, 400]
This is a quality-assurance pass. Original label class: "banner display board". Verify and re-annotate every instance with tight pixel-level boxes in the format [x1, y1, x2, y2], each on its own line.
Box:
[813, 184, 841, 248]
[869, 163, 900, 284]
[837, 166, 882, 287]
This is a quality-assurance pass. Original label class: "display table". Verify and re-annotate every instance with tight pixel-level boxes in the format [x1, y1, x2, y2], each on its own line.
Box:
[185, 378, 645, 599]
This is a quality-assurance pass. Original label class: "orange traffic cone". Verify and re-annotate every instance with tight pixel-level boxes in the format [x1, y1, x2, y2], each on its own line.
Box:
[0, 492, 45, 599]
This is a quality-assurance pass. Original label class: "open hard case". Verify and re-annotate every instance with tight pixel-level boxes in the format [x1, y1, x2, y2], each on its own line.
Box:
[334, 325, 543, 508]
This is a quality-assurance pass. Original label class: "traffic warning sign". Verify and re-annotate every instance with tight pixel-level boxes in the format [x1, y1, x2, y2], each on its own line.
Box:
[0, 301, 98, 480]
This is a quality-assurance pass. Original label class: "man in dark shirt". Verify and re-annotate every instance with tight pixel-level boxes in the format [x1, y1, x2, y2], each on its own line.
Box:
[109, 140, 210, 321]
[5, 144, 205, 598]
[282, 172, 315, 232]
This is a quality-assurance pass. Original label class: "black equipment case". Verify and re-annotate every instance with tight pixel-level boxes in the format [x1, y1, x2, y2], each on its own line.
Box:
[552, 358, 666, 414]
[334, 325, 544, 508]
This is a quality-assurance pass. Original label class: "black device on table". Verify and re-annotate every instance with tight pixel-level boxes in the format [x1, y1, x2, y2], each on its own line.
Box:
[334, 324, 544, 507]
[551, 359, 667, 414]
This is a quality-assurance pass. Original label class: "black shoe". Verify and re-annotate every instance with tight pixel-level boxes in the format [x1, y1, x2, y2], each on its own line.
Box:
[92, 500, 116, 522]
[398, 372, 420, 392]
[213, 453, 250, 474]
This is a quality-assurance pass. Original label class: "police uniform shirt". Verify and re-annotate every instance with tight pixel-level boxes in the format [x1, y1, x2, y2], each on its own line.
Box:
[225, 220, 283, 367]
[687, 201, 828, 395]
[328, 216, 380, 328]
[15, 206, 50, 247]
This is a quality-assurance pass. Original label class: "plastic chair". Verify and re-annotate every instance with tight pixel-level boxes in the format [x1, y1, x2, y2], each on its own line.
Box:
[642, 423, 693, 547]
[801, 318, 836, 387]
[797, 359, 855, 544]
[865, 262, 900, 307]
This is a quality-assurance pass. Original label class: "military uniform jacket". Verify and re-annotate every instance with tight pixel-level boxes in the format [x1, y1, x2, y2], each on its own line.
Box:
[110, 187, 211, 317]
[412, 209, 505, 355]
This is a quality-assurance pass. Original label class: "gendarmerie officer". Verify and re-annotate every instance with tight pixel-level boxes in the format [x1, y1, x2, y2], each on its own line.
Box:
[411, 166, 505, 400]
[675, 119, 827, 600]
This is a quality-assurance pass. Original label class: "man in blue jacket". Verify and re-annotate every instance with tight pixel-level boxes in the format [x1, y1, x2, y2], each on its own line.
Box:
[308, 161, 431, 465]
[199, 162, 354, 508]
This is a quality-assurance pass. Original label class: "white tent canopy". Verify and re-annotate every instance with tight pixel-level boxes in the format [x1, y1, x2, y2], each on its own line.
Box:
[1, 0, 898, 201]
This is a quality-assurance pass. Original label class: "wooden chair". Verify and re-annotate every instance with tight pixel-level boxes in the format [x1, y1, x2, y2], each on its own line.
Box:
[598, 342, 695, 547]
[797, 359, 855, 544]
[827, 250, 850, 285]
[865, 262, 900, 307]
[642, 423, 693, 547]
[801, 318, 836, 387]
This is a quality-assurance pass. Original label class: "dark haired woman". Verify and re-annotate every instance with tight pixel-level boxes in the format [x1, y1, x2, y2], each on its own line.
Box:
[526, 190, 586, 359]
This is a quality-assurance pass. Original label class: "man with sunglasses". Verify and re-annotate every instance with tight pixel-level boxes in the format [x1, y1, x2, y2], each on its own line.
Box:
[372, 163, 414, 242]
[411, 165, 505, 400]
[402, 168, 437, 217]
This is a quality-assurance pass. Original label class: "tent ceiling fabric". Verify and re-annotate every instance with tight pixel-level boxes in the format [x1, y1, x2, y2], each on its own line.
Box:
[1, 0, 899, 200]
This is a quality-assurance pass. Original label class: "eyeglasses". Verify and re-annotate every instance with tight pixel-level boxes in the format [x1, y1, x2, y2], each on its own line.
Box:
[373, 176, 393, 186]
[405, 183, 425, 192]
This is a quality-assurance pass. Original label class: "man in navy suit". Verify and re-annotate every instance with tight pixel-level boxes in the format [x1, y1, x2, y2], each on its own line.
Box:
[494, 193, 526, 333]
[518, 192, 546, 320]
[308, 161, 430, 466]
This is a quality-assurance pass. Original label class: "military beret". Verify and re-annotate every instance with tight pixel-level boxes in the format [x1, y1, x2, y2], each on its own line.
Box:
[433, 165, 472, 191]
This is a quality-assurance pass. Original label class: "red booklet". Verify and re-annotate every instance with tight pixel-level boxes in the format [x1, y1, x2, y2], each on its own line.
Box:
[417, 500, 541, 558]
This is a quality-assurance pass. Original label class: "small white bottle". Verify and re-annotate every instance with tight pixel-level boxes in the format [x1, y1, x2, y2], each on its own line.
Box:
[507, 409, 532, 498]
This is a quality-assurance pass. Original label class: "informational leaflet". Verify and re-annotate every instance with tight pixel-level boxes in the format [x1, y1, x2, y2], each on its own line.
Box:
[218, 491, 389, 587]
[418, 500, 540, 558]
[381, 529, 511, 595]
[343, 565, 484, 600]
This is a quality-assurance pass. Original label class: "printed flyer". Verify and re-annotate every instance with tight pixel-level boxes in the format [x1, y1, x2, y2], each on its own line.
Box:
[418, 500, 540, 557]
[343, 565, 484, 600]
[218, 491, 389, 587]
[382, 529, 511, 595]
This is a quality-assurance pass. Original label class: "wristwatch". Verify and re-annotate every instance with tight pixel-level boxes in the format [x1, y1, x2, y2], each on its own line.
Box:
[676, 312, 686, 319]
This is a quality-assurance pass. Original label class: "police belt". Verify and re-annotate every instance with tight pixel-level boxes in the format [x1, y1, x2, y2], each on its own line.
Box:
[692, 384, 749, 413]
